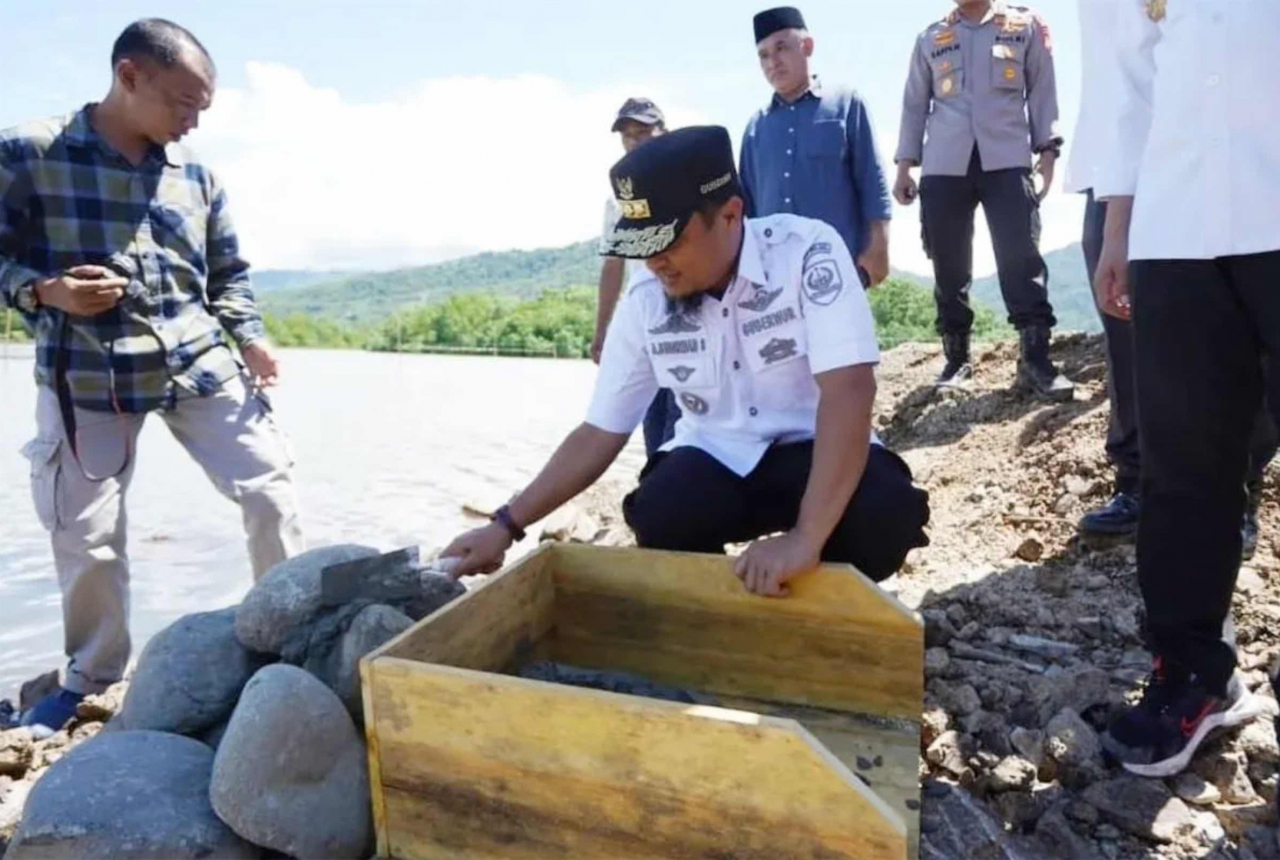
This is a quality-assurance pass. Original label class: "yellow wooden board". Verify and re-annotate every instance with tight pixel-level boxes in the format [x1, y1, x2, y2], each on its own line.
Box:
[547, 544, 924, 721]
[369, 657, 907, 860]
[372, 546, 554, 672]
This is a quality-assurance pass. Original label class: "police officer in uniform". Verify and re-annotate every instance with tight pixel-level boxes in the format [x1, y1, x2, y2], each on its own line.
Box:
[442, 126, 930, 594]
[894, 0, 1072, 398]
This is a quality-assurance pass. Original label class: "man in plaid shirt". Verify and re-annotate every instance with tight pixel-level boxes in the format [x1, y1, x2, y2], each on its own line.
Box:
[1, 19, 304, 732]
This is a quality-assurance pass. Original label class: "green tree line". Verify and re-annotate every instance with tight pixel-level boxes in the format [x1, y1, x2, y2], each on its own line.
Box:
[263, 278, 1010, 355]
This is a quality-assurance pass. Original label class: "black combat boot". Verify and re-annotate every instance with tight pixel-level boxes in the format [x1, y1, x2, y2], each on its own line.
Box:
[1016, 326, 1074, 401]
[936, 331, 973, 388]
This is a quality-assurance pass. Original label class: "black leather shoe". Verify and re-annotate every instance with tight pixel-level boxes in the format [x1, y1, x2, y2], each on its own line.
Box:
[1079, 492, 1141, 537]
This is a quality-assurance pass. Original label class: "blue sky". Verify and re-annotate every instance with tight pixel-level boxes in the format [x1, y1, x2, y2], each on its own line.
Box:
[1, 1, 1086, 274]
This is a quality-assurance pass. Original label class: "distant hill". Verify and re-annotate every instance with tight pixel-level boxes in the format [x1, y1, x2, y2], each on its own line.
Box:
[259, 242, 601, 322]
[252, 270, 353, 294]
[971, 243, 1099, 334]
[257, 238, 1100, 334]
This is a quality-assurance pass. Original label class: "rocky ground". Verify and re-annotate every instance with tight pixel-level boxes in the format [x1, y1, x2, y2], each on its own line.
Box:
[2, 334, 1278, 859]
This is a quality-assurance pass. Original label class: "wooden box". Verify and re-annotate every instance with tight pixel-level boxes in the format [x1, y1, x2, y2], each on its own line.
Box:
[361, 544, 923, 859]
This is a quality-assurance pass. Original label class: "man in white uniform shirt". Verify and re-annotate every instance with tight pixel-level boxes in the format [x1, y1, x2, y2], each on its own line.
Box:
[1092, 0, 1275, 777]
[443, 126, 930, 594]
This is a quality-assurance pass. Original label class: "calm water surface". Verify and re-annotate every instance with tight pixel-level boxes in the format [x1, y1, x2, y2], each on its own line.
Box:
[0, 346, 643, 701]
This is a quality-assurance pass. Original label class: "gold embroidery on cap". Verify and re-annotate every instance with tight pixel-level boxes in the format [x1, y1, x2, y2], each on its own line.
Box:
[619, 199, 652, 219]
[1146, 0, 1167, 22]
[615, 176, 635, 200]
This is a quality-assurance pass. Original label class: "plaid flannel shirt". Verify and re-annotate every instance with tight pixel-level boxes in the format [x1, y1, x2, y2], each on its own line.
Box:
[0, 105, 265, 413]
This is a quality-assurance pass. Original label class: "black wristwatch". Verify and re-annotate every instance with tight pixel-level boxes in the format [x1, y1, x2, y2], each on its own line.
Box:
[15, 279, 41, 313]
[491, 504, 526, 542]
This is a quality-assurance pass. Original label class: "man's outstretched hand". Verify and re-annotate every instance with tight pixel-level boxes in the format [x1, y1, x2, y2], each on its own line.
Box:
[440, 522, 513, 578]
[733, 530, 822, 597]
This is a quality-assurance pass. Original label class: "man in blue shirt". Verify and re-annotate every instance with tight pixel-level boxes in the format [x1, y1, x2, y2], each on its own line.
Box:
[740, 7, 892, 288]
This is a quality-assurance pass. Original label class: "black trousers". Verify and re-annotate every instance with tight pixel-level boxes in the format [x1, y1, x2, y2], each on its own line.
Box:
[920, 147, 1056, 335]
[1083, 192, 1278, 494]
[1133, 252, 1280, 691]
[623, 442, 931, 582]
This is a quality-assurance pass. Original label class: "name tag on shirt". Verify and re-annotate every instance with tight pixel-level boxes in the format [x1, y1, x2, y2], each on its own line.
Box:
[992, 44, 1018, 60]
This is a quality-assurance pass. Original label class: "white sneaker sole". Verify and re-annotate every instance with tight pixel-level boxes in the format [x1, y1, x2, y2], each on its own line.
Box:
[1122, 689, 1266, 778]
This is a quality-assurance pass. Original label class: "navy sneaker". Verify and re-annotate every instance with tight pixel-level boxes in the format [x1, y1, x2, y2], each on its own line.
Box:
[1078, 492, 1141, 537]
[1102, 658, 1262, 778]
[20, 688, 84, 737]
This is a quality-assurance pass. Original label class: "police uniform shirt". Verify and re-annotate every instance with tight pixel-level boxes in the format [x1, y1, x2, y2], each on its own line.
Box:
[1096, 0, 1280, 261]
[586, 213, 880, 477]
[895, 2, 1062, 177]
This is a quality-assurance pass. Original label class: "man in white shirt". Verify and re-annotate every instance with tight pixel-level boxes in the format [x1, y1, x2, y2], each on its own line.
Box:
[1068, 0, 1277, 544]
[1092, 0, 1276, 778]
[442, 126, 929, 592]
[592, 98, 679, 458]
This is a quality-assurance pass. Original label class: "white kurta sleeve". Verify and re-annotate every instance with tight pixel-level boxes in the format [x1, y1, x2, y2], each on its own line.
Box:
[1094, 2, 1160, 199]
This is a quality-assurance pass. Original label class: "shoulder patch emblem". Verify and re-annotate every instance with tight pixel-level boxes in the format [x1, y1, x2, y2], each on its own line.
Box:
[737, 286, 784, 313]
[679, 392, 710, 416]
[801, 242, 845, 307]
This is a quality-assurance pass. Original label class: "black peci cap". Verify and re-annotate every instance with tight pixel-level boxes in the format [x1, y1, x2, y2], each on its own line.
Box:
[753, 6, 806, 43]
[611, 97, 665, 132]
[601, 126, 742, 260]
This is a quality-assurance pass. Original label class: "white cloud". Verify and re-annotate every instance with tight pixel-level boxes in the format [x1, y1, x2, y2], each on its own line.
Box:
[195, 63, 706, 270]
[193, 62, 1083, 279]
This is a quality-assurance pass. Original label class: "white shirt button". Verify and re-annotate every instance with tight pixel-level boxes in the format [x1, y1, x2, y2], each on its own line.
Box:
[784, 197, 791, 204]
[786, 149, 792, 156]
[749, 407, 759, 417]
[783, 171, 790, 178]
[1208, 74, 1221, 87]
[789, 127, 795, 134]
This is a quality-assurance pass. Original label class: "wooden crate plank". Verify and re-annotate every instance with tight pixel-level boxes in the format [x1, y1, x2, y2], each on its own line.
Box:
[374, 545, 555, 672]
[370, 658, 907, 860]
[360, 657, 390, 858]
[720, 695, 921, 860]
[547, 545, 923, 720]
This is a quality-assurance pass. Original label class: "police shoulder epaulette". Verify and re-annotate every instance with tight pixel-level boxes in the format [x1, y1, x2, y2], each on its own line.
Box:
[1001, 6, 1035, 29]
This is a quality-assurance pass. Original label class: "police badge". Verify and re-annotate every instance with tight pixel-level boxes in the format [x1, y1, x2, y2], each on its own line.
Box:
[1146, 0, 1166, 22]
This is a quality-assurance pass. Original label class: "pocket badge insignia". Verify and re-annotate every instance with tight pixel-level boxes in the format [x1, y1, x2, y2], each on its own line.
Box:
[941, 76, 955, 95]
[1146, 0, 1166, 22]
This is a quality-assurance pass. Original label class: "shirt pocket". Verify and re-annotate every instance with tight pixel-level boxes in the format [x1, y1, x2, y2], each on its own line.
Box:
[990, 43, 1026, 91]
[741, 301, 808, 376]
[802, 121, 847, 161]
[21, 437, 63, 532]
[930, 51, 964, 99]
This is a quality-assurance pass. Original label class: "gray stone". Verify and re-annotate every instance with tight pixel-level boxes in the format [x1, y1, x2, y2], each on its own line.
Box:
[1082, 776, 1194, 844]
[1237, 717, 1280, 765]
[322, 603, 414, 718]
[925, 731, 968, 779]
[234, 544, 380, 654]
[936, 682, 982, 717]
[0, 729, 34, 778]
[1044, 708, 1105, 790]
[7, 730, 255, 859]
[925, 647, 951, 678]
[1172, 772, 1222, 806]
[18, 672, 59, 715]
[113, 608, 266, 737]
[1190, 809, 1226, 850]
[74, 682, 127, 723]
[919, 780, 1043, 860]
[1010, 727, 1046, 768]
[199, 719, 230, 753]
[211, 665, 371, 859]
[1022, 668, 1112, 727]
[1034, 803, 1105, 860]
[988, 756, 1037, 792]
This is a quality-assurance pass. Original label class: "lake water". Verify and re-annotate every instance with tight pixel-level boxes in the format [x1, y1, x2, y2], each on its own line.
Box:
[0, 345, 644, 702]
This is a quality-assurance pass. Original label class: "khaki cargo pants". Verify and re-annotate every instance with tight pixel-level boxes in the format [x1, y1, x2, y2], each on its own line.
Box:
[21, 376, 305, 694]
